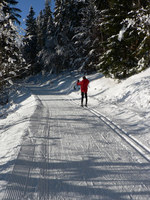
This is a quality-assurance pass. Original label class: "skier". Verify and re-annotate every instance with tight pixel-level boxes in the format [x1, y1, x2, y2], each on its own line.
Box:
[77, 76, 89, 107]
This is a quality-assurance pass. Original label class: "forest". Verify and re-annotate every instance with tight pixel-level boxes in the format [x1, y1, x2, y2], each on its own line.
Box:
[0, 0, 150, 97]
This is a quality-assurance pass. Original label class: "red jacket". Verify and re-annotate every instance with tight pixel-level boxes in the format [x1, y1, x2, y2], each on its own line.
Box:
[77, 78, 89, 93]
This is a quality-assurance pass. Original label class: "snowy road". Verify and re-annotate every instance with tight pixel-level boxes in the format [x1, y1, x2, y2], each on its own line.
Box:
[3, 86, 150, 200]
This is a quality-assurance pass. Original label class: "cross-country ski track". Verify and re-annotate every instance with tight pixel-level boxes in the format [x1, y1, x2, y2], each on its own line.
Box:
[2, 84, 150, 200]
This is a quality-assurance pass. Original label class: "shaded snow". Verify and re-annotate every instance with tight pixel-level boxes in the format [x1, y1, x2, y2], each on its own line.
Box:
[0, 68, 150, 197]
[0, 86, 41, 197]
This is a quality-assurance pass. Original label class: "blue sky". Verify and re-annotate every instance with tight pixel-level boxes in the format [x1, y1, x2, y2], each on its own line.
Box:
[17, 0, 55, 29]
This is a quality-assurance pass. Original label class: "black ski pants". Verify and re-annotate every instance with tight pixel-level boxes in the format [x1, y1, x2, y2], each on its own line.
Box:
[81, 92, 88, 106]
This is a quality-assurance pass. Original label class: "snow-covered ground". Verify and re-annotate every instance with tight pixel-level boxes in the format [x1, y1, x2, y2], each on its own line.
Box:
[71, 69, 150, 149]
[0, 68, 150, 198]
[0, 85, 42, 197]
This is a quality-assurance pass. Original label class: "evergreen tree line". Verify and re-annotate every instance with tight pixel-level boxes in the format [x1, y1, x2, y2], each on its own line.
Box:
[23, 0, 150, 79]
[0, 0, 28, 104]
[0, 0, 27, 87]
[23, 0, 97, 75]
[1, 0, 150, 93]
[95, 0, 150, 79]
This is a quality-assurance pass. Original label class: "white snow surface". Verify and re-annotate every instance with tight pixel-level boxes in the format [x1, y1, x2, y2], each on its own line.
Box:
[0, 68, 150, 199]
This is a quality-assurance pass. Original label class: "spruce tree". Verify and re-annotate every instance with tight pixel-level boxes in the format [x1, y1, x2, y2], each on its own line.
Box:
[72, 0, 98, 72]
[53, 0, 75, 72]
[121, 2, 150, 74]
[23, 6, 38, 74]
[94, 0, 109, 9]
[36, 0, 55, 72]
[36, 10, 44, 51]
[43, 0, 53, 41]
[95, 0, 150, 79]
[96, 1, 138, 78]
[53, 0, 95, 72]
[0, 0, 25, 81]
[0, 0, 26, 104]
[3, 0, 21, 24]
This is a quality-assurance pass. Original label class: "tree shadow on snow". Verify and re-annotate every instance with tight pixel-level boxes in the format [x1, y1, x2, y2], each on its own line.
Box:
[2, 156, 150, 200]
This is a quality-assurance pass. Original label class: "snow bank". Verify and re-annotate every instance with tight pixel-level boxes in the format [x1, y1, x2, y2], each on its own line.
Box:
[0, 86, 41, 197]
[70, 68, 150, 148]
[88, 68, 150, 110]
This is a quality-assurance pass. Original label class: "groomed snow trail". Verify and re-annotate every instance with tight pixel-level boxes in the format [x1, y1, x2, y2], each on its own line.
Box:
[3, 87, 150, 200]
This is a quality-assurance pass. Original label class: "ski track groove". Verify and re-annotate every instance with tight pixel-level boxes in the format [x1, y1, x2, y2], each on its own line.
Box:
[2, 92, 150, 199]
[3, 104, 50, 200]
[90, 108, 150, 163]
[69, 98, 150, 163]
